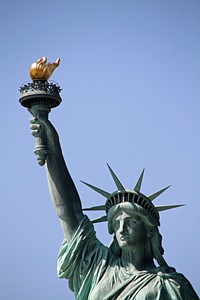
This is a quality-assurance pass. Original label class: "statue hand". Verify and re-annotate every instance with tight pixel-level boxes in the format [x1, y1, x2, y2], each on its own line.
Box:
[30, 117, 61, 156]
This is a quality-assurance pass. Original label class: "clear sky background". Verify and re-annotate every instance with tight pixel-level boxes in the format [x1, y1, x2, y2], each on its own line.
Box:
[1, 1, 200, 299]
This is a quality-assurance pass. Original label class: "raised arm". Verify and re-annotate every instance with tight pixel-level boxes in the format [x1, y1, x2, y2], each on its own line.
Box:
[30, 117, 84, 242]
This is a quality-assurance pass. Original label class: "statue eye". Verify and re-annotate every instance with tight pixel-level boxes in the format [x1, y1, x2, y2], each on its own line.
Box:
[128, 219, 138, 227]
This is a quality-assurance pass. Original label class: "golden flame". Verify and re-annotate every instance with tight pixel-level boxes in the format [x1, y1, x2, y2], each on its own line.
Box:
[29, 57, 60, 80]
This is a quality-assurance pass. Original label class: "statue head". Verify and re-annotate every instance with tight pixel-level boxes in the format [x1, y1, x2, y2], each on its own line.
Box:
[107, 201, 166, 266]
[108, 203, 149, 251]
[82, 164, 184, 267]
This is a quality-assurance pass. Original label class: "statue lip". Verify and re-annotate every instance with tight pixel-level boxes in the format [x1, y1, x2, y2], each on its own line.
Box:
[120, 234, 129, 241]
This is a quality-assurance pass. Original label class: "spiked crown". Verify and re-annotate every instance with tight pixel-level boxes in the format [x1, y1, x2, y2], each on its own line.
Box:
[82, 164, 184, 226]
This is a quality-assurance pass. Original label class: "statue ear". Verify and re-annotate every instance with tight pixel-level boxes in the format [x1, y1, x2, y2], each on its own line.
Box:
[146, 226, 155, 238]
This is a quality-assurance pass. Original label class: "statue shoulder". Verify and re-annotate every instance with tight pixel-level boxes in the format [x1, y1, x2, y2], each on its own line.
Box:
[155, 267, 199, 299]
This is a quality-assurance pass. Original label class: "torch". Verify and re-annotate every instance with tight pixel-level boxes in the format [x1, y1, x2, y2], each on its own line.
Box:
[19, 57, 62, 166]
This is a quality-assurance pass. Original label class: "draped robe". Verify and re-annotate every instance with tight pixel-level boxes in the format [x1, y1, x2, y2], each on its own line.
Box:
[57, 216, 198, 300]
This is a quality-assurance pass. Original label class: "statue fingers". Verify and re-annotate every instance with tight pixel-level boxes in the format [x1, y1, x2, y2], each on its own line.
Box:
[30, 116, 46, 125]
[31, 129, 40, 137]
[30, 116, 39, 124]
[30, 122, 41, 137]
[30, 123, 40, 130]
[30, 116, 57, 141]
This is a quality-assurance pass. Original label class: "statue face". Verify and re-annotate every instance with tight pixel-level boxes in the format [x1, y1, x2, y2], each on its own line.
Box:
[113, 211, 148, 251]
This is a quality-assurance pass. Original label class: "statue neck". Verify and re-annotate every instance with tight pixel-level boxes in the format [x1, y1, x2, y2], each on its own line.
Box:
[121, 241, 155, 272]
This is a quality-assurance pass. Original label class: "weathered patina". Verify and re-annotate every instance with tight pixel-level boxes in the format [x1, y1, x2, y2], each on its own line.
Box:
[21, 58, 199, 299]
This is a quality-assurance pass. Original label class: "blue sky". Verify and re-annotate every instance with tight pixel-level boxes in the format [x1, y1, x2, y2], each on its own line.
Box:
[1, 1, 200, 299]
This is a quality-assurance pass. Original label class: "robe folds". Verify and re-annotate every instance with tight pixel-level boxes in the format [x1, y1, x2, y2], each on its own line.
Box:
[57, 216, 198, 300]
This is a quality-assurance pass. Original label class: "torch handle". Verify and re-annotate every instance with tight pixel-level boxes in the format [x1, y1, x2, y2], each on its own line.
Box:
[29, 105, 51, 166]
[34, 125, 49, 166]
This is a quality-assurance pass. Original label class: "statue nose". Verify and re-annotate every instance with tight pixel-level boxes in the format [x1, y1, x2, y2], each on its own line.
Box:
[119, 221, 127, 233]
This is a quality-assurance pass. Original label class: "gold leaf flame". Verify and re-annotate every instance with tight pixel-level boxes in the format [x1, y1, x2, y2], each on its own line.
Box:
[29, 57, 60, 80]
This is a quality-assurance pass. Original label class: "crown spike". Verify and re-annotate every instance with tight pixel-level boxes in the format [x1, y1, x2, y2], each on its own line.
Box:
[81, 181, 110, 198]
[81, 166, 185, 227]
[92, 216, 107, 223]
[148, 185, 171, 201]
[156, 204, 185, 212]
[107, 164, 125, 191]
[134, 169, 145, 192]
[83, 205, 106, 211]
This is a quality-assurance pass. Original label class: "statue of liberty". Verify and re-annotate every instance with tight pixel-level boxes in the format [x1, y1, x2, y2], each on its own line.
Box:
[23, 58, 198, 299]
